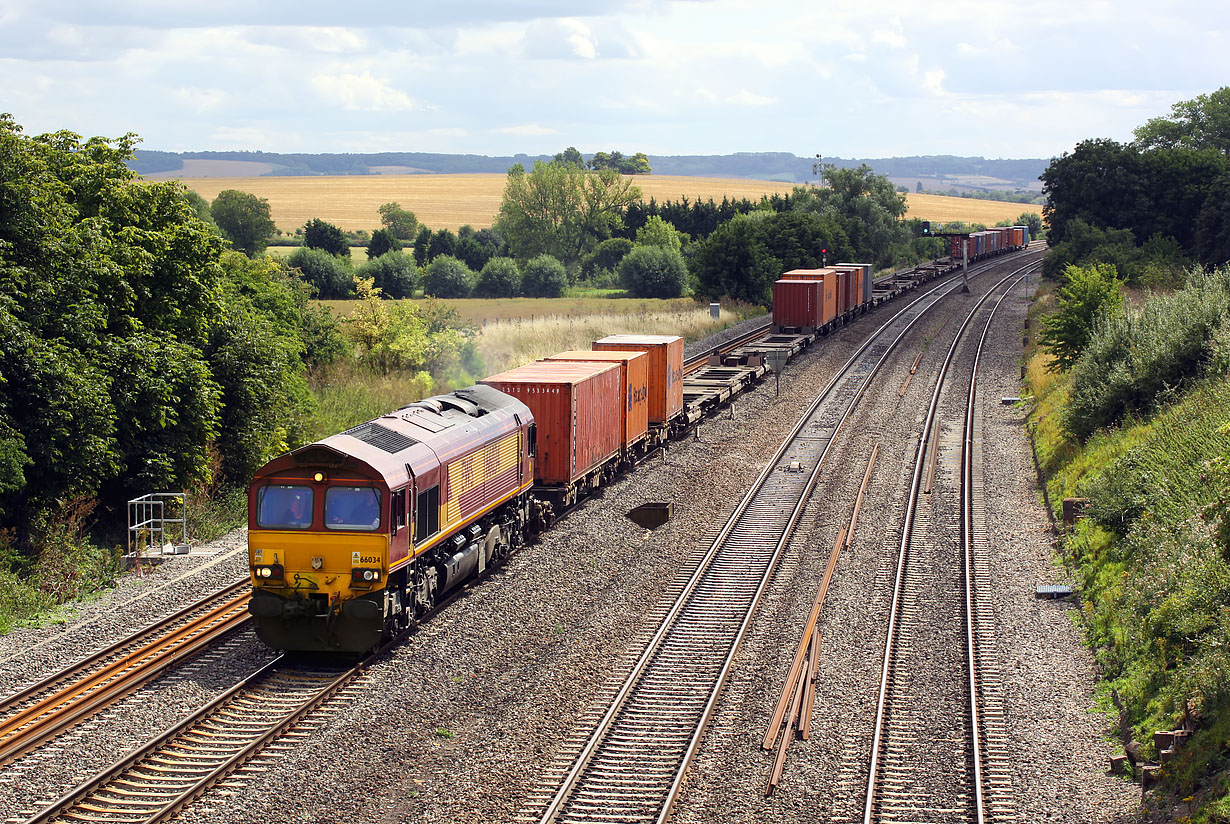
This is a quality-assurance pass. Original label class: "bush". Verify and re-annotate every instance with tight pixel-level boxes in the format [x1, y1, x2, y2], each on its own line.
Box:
[1063, 266, 1230, 440]
[422, 256, 473, 298]
[1038, 263, 1125, 372]
[475, 257, 521, 298]
[367, 228, 400, 260]
[521, 254, 568, 298]
[618, 245, 689, 298]
[357, 251, 418, 299]
[582, 238, 634, 280]
[288, 247, 355, 299]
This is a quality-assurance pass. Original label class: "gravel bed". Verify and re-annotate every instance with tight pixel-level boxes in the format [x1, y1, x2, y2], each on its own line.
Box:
[1, 265, 1138, 823]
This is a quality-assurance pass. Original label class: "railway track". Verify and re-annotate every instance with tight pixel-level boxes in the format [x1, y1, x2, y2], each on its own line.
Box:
[18, 656, 363, 824]
[521, 251, 1043, 824]
[0, 579, 251, 769]
[862, 264, 1036, 823]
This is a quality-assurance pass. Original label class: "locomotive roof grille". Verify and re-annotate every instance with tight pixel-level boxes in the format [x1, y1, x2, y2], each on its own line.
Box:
[342, 421, 419, 453]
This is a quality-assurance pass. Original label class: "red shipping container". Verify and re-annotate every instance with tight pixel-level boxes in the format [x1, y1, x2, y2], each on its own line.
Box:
[773, 279, 822, 330]
[831, 264, 860, 308]
[832, 269, 849, 314]
[839, 263, 874, 309]
[542, 349, 649, 449]
[592, 334, 684, 425]
[782, 269, 838, 323]
[480, 361, 621, 487]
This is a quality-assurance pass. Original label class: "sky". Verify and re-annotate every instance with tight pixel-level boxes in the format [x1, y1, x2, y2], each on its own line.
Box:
[1, 0, 1226, 160]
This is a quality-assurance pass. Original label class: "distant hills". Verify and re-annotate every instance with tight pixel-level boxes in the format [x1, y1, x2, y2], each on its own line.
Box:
[130, 150, 1049, 194]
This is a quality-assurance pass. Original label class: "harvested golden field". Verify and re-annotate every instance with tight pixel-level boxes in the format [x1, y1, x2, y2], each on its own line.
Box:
[174, 173, 1037, 233]
[903, 192, 1042, 225]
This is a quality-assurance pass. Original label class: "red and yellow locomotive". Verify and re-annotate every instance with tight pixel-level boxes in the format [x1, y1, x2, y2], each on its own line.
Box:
[247, 385, 535, 653]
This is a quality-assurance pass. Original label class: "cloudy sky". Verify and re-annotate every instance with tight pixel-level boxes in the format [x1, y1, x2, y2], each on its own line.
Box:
[1, 0, 1225, 160]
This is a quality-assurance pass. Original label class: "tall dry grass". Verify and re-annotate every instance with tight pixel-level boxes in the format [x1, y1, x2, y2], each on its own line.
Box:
[476, 304, 755, 375]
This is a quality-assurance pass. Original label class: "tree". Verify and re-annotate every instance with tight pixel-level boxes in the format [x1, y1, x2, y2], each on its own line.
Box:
[422, 256, 473, 298]
[521, 254, 568, 298]
[553, 146, 585, 168]
[1038, 263, 1125, 372]
[475, 257, 521, 298]
[589, 150, 652, 175]
[635, 215, 683, 254]
[288, 246, 355, 299]
[1134, 86, 1230, 155]
[367, 228, 399, 259]
[426, 228, 457, 261]
[692, 213, 781, 304]
[357, 251, 418, 298]
[1017, 211, 1043, 239]
[377, 202, 418, 240]
[618, 246, 688, 298]
[211, 189, 275, 256]
[581, 238, 634, 279]
[494, 160, 641, 265]
[412, 225, 432, 265]
[789, 165, 909, 267]
[1196, 172, 1230, 266]
[303, 218, 350, 258]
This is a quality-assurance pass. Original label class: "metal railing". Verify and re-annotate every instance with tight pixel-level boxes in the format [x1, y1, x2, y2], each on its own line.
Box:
[127, 493, 187, 556]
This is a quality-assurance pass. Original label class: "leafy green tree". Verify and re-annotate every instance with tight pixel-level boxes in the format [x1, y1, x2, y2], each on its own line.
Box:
[303, 218, 350, 258]
[635, 215, 684, 253]
[288, 246, 354, 299]
[357, 251, 418, 299]
[790, 165, 908, 267]
[1017, 211, 1043, 238]
[211, 189, 275, 256]
[1039, 263, 1125, 372]
[427, 228, 457, 261]
[377, 202, 418, 240]
[185, 190, 214, 225]
[1196, 171, 1230, 266]
[495, 160, 641, 265]
[475, 257, 521, 298]
[1134, 86, 1230, 154]
[412, 225, 432, 265]
[422, 255, 473, 298]
[553, 146, 586, 168]
[618, 246, 688, 298]
[692, 214, 781, 304]
[521, 254, 568, 298]
[367, 228, 399, 259]
[581, 238, 634, 280]
[589, 150, 652, 174]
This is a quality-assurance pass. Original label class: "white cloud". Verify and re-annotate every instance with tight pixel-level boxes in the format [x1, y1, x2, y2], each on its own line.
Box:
[493, 123, 560, 136]
[172, 87, 228, 113]
[310, 71, 417, 111]
[523, 18, 598, 59]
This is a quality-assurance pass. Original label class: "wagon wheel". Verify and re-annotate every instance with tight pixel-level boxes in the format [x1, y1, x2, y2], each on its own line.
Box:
[484, 525, 506, 566]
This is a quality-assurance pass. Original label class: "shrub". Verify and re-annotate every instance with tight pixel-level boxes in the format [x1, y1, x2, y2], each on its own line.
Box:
[287, 247, 355, 299]
[357, 251, 418, 299]
[367, 228, 400, 260]
[422, 256, 473, 299]
[303, 218, 350, 258]
[475, 257, 521, 298]
[1063, 266, 1230, 440]
[521, 254, 568, 298]
[582, 238, 633, 280]
[618, 245, 689, 298]
[1038, 263, 1124, 372]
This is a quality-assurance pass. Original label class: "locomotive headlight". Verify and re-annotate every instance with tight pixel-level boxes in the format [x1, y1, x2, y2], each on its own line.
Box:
[258, 567, 271, 578]
[351, 567, 381, 585]
[253, 564, 284, 581]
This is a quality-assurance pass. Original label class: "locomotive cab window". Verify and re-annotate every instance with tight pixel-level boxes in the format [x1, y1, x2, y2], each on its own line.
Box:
[415, 485, 439, 542]
[325, 486, 381, 531]
[390, 489, 407, 534]
[257, 485, 313, 529]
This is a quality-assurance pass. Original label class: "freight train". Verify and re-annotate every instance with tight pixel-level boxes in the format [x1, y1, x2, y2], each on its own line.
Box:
[247, 238, 1029, 653]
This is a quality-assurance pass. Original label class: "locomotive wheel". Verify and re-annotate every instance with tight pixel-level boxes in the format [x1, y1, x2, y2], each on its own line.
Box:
[484, 525, 505, 566]
[414, 565, 438, 617]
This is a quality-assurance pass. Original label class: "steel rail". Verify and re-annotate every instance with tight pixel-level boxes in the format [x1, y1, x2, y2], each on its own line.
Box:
[862, 262, 1037, 823]
[535, 249, 1043, 824]
[0, 580, 252, 767]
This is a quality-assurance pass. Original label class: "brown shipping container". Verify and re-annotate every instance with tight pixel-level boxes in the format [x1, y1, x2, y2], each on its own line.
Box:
[781, 268, 826, 280]
[543, 349, 649, 448]
[773, 279, 822, 330]
[479, 361, 622, 487]
[593, 334, 684, 425]
[832, 269, 849, 315]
